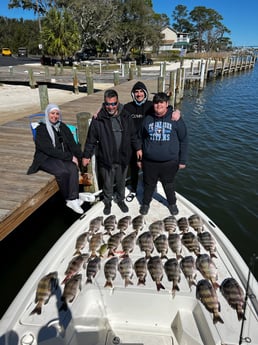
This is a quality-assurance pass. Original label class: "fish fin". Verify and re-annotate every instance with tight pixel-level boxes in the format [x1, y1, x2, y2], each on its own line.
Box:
[62, 276, 70, 284]
[73, 250, 81, 256]
[30, 303, 42, 315]
[211, 253, 217, 259]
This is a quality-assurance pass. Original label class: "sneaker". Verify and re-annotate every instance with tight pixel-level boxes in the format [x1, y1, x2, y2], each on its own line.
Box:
[103, 203, 111, 215]
[126, 192, 136, 202]
[66, 199, 84, 214]
[117, 200, 129, 213]
[168, 204, 179, 215]
[77, 198, 84, 206]
[139, 204, 149, 215]
[79, 192, 96, 203]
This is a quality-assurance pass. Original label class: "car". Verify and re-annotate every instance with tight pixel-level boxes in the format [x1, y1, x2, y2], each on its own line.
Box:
[2, 48, 12, 56]
[18, 47, 28, 57]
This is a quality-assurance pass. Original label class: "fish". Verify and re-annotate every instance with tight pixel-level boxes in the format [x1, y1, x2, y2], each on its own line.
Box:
[180, 255, 197, 291]
[59, 273, 82, 311]
[98, 243, 108, 257]
[220, 277, 246, 321]
[164, 258, 181, 297]
[196, 253, 219, 289]
[107, 232, 124, 256]
[168, 233, 183, 260]
[30, 271, 58, 315]
[103, 215, 117, 235]
[73, 231, 89, 256]
[196, 279, 224, 324]
[154, 234, 169, 259]
[177, 217, 189, 233]
[163, 215, 177, 233]
[89, 216, 104, 234]
[149, 220, 164, 240]
[62, 253, 89, 284]
[104, 256, 119, 288]
[198, 231, 217, 258]
[118, 256, 134, 287]
[132, 215, 145, 233]
[86, 256, 101, 284]
[188, 214, 204, 233]
[117, 215, 132, 234]
[181, 231, 201, 255]
[89, 232, 103, 257]
[147, 255, 165, 291]
[121, 231, 137, 257]
[134, 257, 148, 285]
[137, 231, 154, 258]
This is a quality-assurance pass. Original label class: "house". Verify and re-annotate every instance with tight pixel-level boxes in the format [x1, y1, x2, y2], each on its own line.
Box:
[159, 26, 190, 52]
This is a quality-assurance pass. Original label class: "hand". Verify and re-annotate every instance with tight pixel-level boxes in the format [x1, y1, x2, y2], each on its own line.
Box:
[82, 157, 91, 166]
[178, 164, 186, 170]
[172, 109, 181, 121]
[136, 149, 142, 161]
[72, 156, 79, 166]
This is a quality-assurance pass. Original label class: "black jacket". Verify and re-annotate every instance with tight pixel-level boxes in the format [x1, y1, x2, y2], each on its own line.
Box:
[27, 122, 82, 174]
[83, 104, 139, 169]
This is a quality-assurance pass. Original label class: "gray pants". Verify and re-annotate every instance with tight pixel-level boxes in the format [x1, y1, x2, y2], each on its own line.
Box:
[99, 164, 128, 205]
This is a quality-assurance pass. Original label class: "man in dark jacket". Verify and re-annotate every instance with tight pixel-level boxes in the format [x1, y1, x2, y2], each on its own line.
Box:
[137, 92, 188, 216]
[82, 89, 139, 215]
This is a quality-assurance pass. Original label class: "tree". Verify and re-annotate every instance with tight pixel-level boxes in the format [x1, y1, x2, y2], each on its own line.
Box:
[172, 5, 193, 33]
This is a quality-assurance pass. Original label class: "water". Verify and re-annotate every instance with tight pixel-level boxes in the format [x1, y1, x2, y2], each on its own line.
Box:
[1, 64, 258, 319]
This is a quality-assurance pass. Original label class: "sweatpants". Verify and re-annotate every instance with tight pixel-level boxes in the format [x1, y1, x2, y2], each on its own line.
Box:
[142, 159, 178, 206]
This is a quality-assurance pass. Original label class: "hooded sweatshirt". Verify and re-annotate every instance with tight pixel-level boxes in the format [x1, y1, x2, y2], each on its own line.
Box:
[140, 107, 188, 164]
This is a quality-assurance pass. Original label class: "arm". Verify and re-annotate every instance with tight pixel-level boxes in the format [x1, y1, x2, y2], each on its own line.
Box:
[176, 119, 188, 167]
[82, 120, 98, 166]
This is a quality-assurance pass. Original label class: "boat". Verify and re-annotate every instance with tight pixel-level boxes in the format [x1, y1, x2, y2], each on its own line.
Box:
[0, 182, 258, 345]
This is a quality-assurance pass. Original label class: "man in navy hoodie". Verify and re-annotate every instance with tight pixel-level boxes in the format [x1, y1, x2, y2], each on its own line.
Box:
[137, 92, 188, 216]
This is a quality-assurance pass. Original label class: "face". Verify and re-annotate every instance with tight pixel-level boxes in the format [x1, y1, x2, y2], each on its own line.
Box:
[48, 109, 60, 124]
[104, 96, 119, 116]
[153, 101, 168, 117]
[134, 89, 145, 102]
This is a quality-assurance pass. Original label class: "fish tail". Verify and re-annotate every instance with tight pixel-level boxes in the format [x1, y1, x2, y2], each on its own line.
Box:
[176, 254, 183, 260]
[30, 303, 42, 315]
[104, 281, 113, 288]
[73, 250, 81, 256]
[211, 252, 217, 259]
[137, 278, 146, 286]
[86, 277, 93, 284]
[237, 309, 246, 321]
[212, 281, 220, 290]
[125, 279, 134, 287]
[213, 313, 224, 324]
[156, 282, 165, 291]
[59, 302, 68, 312]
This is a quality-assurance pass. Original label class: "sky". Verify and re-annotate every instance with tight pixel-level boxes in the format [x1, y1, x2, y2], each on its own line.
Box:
[0, 0, 257, 47]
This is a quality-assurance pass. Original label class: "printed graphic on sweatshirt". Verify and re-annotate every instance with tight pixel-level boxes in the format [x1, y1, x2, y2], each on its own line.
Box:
[148, 121, 172, 141]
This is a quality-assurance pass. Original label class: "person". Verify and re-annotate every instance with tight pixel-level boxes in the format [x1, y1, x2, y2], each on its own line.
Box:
[124, 81, 181, 202]
[136, 92, 188, 216]
[27, 103, 90, 214]
[82, 89, 139, 215]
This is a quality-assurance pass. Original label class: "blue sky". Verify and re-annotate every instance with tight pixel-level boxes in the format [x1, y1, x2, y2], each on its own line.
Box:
[1, 0, 257, 46]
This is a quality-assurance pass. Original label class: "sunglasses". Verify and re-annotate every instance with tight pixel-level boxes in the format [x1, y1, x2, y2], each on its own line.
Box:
[105, 101, 118, 106]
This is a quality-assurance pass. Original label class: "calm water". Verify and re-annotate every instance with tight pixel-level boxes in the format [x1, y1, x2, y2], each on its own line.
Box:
[0, 63, 258, 319]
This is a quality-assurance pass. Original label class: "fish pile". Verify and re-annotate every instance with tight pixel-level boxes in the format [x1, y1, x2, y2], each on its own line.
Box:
[30, 213, 246, 325]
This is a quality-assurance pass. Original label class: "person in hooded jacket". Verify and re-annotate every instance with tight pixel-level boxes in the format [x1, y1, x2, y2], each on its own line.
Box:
[82, 89, 139, 215]
[27, 104, 90, 214]
[136, 92, 188, 216]
[124, 81, 181, 202]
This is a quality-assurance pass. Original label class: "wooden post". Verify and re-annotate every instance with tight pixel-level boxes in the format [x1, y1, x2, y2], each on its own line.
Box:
[190, 60, 194, 75]
[168, 70, 176, 107]
[72, 67, 79, 94]
[137, 65, 142, 77]
[157, 76, 164, 92]
[175, 67, 182, 105]
[28, 68, 36, 89]
[113, 71, 120, 85]
[38, 84, 49, 110]
[76, 112, 99, 193]
[9, 66, 14, 76]
[44, 66, 50, 78]
[86, 72, 94, 95]
[179, 67, 185, 100]
[199, 60, 206, 90]
[213, 59, 218, 77]
[54, 63, 59, 76]
[129, 65, 135, 80]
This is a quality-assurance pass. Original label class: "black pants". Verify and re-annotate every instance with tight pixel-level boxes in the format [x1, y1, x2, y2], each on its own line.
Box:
[142, 159, 178, 206]
[129, 151, 139, 193]
[99, 164, 128, 205]
[40, 157, 79, 200]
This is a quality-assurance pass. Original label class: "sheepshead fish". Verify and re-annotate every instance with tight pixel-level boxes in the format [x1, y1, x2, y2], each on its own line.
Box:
[121, 231, 137, 256]
[220, 277, 245, 321]
[118, 256, 134, 287]
[89, 216, 104, 234]
[98, 243, 108, 258]
[107, 232, 124, 256]
[168, 233, 183, 260]
[73, 231, 89, 256]
[196, 253, 219, 289]
[30, 271, 58, 315]
[134, 257, 148, 285]
[89, 232, 103, 257]
[117, 215, 132, 234]
[196, 279, 224, 324]
[104, 256, 119, 288]
[149, 220, 164, 240]
[180, 255, 197, 291]
[147, 255, 165, 291]
[154, 234, 169, 259]
[132, 215, 145, 233]
[164, 258, 181, 297]
[188, 214, 204, 233]
[137, 231, 154, 258]
[198, 231, 217, 258]
[181, 232, 201, 255]
[63, 253, 89, 284]
[104, 215, 117, 235]
[163, 215, 177, 234]
[177, 217, 189, 233]
[59, 274, 82, 311]
[86, 256, 101, 284]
